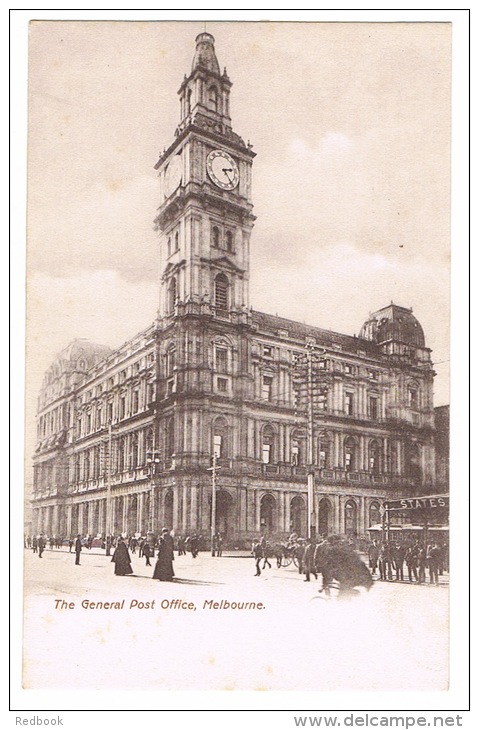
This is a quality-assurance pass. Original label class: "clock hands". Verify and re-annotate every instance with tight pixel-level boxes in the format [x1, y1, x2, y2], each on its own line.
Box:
[222, 167, 234, 183]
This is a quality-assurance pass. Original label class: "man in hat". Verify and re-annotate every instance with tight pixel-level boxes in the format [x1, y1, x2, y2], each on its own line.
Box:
[74, 534, 82, 565]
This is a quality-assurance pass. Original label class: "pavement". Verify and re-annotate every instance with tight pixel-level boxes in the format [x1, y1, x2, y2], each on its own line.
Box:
[22, 546, 449, 694]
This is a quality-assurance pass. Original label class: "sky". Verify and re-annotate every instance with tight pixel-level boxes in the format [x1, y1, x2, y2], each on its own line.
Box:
[24, 19, 453, 472]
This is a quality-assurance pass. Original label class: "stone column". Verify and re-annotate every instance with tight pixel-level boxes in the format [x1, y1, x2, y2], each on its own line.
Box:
[52, 504, 59, 536]
[359, 436, 365, 472]
[333, 432, 339, 467]
[359, 496, 366, 536]
[66, 505, 72, 536]
[255, 490, 261, 532]
[333, 495, 341, 534]
[190, 485, 198, 532]
[173, 486, 180, 532]
[279, 491, 285, 533]
[138, 493, 144, 534]
[182, 484, 188, 532]
[284, 493, 291, 533]
[122, 495, 129, 535]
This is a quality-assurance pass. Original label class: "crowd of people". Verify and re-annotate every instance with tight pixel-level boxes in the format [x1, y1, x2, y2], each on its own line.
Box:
[25, 530, 214, 581]
[368, 539, 448, 584]
[250, 533, 448, 594]
[26, 529, 448, 591]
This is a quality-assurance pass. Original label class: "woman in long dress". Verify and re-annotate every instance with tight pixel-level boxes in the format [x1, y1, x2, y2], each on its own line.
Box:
[153, 528, 175, 581]
[111, 536, 133, 576]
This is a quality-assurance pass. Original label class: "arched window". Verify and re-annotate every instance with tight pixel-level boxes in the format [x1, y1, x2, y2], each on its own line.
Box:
[406, 442, 422, 482]
[369, 502, 381, 527]
[145, 427, 154, 464]
[208, 85, 218, 112]
[167, 237, 171, 257]
[226, 230, 234, 252]
[344, 436, 357, 472]
[290, 495, 307, 536]
[318, 498, 332, 536]
[260, 493, 276, 533]
[262, 425, 275, 464]
[186, 88, 192, 115]
[117, 438, 125, 472]
[214, 273, 229, 310]
[213, 416, 228, 459]
[291, 428, 306, 466]
[165, 344, 176, 377]
[168, 277, 177, 314]
[174, 231, 179, 251]
[211, 226, 220, 248]
[318, 431, 332, 469]
[345, 500, 358, 537]
[368, 439, 381, 474]
[131, 433, 139, 470]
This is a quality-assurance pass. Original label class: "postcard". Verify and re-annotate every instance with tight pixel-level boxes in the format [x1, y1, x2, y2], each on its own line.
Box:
[12, 11, 470, 719]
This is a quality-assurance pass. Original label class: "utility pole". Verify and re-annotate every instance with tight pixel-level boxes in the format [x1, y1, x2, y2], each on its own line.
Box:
[293, 341, 328, 539]
[207, 453, 221, 556]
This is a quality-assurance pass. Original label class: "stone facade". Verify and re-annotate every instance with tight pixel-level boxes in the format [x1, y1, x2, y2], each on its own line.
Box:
[31, 33, 439, 544]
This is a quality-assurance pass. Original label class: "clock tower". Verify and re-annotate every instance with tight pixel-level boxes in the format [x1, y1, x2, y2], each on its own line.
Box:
[154, 32, 256, 319]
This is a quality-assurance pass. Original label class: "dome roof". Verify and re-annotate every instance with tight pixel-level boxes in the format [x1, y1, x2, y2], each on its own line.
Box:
[192, 33, 220, 75]
[359, 304, 426, 347]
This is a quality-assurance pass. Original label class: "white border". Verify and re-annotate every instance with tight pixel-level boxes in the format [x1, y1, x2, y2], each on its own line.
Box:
[9, 6, 470, 721]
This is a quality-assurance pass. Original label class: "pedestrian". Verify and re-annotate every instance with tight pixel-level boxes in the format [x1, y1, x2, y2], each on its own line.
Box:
[111, 536, 134, 576]
[177, 535, 186, 556]
[189, 534, 199, 558]
[143, 539, 152, 567]
[252, 540, 263, 576]
[378, 542, 392, 581]
[153, 528, 175, 581]
[74, 534, 82, 565]
[368, 539, 380, 576]
[393, 542, 406, 581]
[294, 539, 306, 574]
[38, 534, 46, 558]
[260, 536, 271, 569]
[405, 544, 418, 582]
[216, 533, 223, 557]
[427, 542, 440, 585]
[32, 536, 38, 554]
[303, 539, 318, 582]
[417, 545, 427, 584]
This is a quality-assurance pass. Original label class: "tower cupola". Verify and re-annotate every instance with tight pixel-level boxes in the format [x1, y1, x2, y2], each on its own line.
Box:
[177, 32, 233, 135]
[192, 33, 220, 74]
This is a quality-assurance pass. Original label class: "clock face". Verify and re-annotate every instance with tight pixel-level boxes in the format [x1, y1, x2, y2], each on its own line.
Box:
[164, 154, 183, 198]
[206, 149, 239, 190]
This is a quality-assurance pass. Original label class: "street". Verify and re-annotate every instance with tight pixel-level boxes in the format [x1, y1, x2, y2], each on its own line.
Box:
[23, 546, 449, 692]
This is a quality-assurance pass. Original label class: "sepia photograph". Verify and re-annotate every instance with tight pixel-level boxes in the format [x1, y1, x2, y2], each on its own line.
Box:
[12, 10, 470, 717]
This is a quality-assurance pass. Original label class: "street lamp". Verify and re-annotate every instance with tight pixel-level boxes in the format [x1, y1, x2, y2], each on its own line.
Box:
[146, 449, 161, 534]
